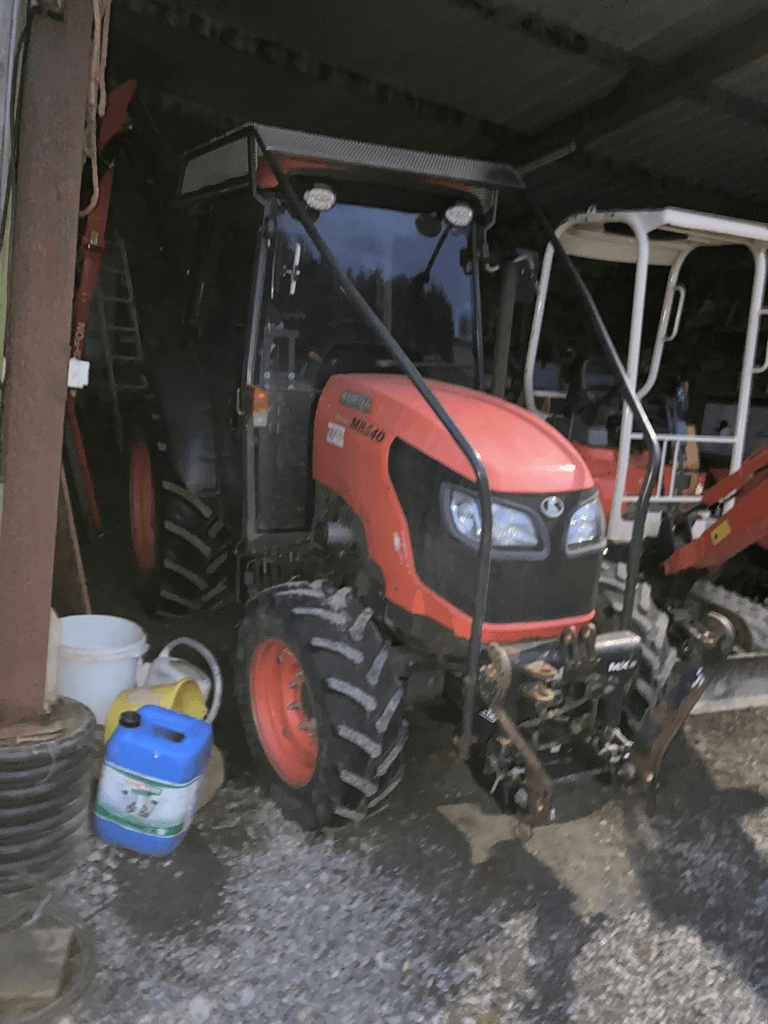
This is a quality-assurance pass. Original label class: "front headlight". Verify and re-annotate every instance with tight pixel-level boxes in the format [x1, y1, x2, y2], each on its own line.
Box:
[449, 489, 539, 549]
[566, 495, 605, 551]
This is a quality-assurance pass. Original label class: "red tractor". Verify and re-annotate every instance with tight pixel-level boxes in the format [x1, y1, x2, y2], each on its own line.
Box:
[127, 125, 731, 830]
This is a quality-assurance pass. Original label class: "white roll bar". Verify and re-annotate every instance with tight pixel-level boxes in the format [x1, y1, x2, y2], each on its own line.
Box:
[637, 252, 689, 400]
[523, 207, 768, 544]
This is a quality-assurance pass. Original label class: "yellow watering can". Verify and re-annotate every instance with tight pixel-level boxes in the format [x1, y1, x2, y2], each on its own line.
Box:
[104, 637, 223, 741]
[104, 677, 207, 741]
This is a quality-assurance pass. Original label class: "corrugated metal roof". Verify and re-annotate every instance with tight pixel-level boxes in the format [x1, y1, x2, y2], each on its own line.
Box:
[716, 56, 768, 102]
[192, 0, 622, 130]
[513, 0, 767, 60]
[524, 153, 730, 223]
[113, 0, 768, 220]
[590, 98, 768, 200]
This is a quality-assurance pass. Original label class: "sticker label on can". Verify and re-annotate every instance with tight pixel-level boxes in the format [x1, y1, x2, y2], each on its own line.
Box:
[95, 762, 202, 837]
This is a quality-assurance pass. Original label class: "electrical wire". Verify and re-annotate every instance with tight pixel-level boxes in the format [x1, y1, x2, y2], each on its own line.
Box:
[79, 0, 112, 216]
[0, 4, 31, 256]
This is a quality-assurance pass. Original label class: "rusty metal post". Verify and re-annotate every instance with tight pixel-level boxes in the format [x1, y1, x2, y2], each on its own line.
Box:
[0, 0, 93, 726]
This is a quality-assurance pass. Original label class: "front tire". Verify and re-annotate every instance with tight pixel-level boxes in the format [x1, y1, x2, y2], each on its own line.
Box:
[235, 581, 408, 830]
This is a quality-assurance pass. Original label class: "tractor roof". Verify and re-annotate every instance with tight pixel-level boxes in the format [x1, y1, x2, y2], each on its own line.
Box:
[178, 123, 523, 207]
[558, 207, 768, 267]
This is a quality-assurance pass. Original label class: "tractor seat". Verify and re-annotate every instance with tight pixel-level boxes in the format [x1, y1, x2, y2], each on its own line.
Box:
[553, 356, 623, 447]
[313, 340, 391, 391]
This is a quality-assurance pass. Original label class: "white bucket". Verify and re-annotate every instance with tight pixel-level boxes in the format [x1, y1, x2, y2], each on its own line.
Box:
[58, 615, 149, 725]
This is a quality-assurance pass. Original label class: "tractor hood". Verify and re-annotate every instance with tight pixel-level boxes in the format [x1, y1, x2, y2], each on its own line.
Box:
[316, 373, 593, 494]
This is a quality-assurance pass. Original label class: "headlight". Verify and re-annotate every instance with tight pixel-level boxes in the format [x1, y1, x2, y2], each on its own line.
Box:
[449, 489, 538, 549]
[445, 201, 474, 227]
[566, 495, 605, 551]
[303, 184, 336, 211]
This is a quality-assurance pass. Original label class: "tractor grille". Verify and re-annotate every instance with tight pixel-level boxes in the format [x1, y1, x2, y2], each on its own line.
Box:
[388, 439, 601, 624]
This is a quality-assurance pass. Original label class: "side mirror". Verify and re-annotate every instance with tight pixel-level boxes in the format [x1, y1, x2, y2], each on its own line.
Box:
[486, 248, 540, 300]
[415, 213, 443, 238]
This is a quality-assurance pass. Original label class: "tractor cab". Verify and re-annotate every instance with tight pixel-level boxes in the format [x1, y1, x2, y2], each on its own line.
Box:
[523, 208, 768, 547]
[176, 125, 503, 546]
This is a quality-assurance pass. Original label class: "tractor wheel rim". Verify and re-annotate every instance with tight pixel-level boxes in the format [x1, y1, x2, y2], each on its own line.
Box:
[250, 638, 318, 787]
[129, 439, 157, 574]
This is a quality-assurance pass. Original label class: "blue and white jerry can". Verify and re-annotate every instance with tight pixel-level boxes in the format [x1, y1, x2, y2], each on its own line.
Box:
[94, 704, 213, 856]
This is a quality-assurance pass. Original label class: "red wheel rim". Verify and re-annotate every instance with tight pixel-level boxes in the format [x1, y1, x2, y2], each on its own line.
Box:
[250, 638, 318, 787]
[129, 439, 157, 574]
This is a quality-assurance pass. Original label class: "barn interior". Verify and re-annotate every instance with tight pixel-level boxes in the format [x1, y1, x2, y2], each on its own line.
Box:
[4, 3, 768, 1021]
[70, 0, 768, 607]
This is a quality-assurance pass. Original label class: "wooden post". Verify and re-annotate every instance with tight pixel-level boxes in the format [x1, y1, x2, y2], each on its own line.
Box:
[0, 0, 93, 726]
[52, 469, 91, 617]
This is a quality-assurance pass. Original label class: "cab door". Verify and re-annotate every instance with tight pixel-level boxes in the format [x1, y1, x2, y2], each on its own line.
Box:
[242, 212, 316, 550]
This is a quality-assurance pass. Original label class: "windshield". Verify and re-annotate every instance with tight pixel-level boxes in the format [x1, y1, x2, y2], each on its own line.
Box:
[264, 198, 479, 387]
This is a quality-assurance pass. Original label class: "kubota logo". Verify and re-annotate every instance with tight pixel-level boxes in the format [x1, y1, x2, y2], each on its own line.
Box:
[540, 496, 564, 519]
[340, 389, 373, 413]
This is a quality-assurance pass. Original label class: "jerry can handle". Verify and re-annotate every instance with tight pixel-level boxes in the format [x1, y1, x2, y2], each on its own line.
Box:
[156, 638, 223, 724]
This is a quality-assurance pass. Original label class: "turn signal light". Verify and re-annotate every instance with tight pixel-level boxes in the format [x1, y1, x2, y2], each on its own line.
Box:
[251, 386, 269, 427]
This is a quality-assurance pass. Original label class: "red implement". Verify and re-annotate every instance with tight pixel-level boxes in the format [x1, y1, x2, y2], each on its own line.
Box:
[663, 444, 768, 575]
[66, 79, 136, 530]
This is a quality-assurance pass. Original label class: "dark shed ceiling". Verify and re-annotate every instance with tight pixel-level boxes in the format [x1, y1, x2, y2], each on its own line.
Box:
[107, 0, 768, 222]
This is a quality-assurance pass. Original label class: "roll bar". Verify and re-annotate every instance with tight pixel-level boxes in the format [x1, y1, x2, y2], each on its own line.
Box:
[522, 197, 661, 631]
[526, 210, 768, 550]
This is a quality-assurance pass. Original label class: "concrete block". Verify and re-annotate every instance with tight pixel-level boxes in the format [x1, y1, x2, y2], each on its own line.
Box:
[0, 925, 74, 1013]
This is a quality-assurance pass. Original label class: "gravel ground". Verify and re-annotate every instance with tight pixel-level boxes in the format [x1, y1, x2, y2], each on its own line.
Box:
[38, 701, 768, 1024]
[26, 519, 768, 1024]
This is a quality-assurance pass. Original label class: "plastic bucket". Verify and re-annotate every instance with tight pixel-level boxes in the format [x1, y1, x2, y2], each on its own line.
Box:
[58, 616, 149, 725]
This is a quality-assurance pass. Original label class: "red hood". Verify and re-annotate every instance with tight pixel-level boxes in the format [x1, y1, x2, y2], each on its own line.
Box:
[321, 374, 593, 493]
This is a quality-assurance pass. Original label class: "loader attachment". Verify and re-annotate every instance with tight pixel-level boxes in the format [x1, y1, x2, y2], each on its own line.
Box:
[629, 610, 734, 809]
[663, 444, 768, 576]
[659, 445, 768, 714]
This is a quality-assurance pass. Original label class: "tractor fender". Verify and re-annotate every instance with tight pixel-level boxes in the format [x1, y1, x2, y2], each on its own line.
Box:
[153, 361, 218, 496]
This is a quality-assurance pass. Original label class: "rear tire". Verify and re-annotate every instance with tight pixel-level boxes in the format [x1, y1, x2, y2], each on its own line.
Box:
[127, 390, 232, 617]
[235, 581, 408, 830]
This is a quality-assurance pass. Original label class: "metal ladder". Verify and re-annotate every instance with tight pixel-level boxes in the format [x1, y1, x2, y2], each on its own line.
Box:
[87, 235, 147, 452]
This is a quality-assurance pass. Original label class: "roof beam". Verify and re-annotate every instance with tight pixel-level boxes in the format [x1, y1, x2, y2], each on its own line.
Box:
[447, 0, 633, 75]
[112, 0, 504, 157]
[110, 0, 763, 219]
[513, 9, 768, 161]
[448, 2, 768, 138]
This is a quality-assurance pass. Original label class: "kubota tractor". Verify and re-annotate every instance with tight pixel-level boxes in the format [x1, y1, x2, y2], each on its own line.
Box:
[127, 125, 732, 830]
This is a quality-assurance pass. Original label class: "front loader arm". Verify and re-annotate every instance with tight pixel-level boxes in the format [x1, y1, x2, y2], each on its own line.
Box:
[663, 444, 768, 575]
[630, 610, 734, 811]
